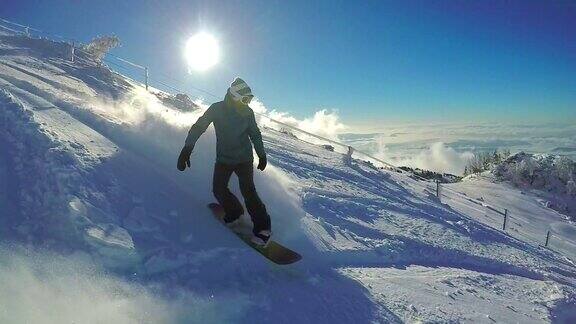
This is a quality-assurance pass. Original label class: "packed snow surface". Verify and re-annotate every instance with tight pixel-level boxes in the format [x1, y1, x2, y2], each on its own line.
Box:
[0, 32, 575, 323]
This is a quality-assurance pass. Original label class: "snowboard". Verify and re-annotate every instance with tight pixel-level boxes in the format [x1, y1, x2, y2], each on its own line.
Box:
[208, 203, 302, 265]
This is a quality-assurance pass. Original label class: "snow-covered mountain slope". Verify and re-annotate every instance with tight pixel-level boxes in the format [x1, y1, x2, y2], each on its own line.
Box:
[499, 152, 576, 223]
[463, 151, 576, 221]
[1, 33, 575, 323]
[446, 173, 576, 260]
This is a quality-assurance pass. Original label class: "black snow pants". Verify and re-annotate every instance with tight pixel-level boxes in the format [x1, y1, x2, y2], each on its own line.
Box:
[212, 161, 271, 234]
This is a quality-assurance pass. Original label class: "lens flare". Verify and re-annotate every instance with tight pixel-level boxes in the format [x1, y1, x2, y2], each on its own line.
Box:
[184, 32, 220, 72]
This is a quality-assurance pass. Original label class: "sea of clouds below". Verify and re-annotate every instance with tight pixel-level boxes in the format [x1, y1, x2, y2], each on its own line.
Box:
[246, 98, 575, 176]
[338, 122, 576, 175]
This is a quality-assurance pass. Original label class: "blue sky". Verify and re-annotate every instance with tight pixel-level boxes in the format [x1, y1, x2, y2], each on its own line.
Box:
[2, 0, 575, 127]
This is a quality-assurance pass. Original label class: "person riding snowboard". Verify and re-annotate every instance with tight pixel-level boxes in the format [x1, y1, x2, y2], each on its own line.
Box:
[177, 78, 272, 246]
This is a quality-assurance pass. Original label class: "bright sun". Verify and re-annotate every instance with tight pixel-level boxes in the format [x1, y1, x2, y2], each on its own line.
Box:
[184, 32, 220, 72]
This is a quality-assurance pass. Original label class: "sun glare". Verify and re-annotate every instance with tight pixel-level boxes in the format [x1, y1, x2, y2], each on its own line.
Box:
[184, 32, 220, 72]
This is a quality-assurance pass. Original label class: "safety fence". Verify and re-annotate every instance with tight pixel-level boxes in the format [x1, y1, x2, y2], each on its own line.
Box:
[1, 17, 574, 261]
[439, 187, 576, 260]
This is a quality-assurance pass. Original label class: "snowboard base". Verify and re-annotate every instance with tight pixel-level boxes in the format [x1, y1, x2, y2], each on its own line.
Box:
[208, 203, 302, 265]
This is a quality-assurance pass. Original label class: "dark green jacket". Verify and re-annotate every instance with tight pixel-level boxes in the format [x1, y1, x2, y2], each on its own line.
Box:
[184, 97, 266, 165]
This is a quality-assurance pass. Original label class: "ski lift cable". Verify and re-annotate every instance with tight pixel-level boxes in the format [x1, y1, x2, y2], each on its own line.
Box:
[0, 24, 20, 34]
[0, 18, 41, 32]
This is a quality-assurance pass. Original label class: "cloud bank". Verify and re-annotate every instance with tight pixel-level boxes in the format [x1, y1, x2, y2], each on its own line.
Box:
[373, 140, 474, 175]
[249, 98, 346, 141]
[342, 122, 576, 175]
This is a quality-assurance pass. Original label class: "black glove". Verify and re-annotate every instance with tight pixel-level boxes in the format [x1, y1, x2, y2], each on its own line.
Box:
[177, 146, 193, 171]
[257, 155, 267, 171]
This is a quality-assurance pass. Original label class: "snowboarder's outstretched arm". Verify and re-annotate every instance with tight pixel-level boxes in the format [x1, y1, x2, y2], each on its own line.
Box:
[185, 105, 215, 149]
[177, 106, 214, 171]
[248, 111, 267, 171]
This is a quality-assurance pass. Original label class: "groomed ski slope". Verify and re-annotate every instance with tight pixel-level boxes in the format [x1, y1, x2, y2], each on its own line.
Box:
[0, 32, 575, 323]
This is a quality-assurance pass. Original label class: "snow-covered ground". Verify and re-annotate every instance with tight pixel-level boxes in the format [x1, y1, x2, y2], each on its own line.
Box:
[1, 31, 575, 323]
[444, 175, 576, 261]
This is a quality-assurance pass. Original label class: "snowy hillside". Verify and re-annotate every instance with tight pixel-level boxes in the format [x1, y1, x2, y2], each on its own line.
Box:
[492, 152, 576, 220]
[1, 32, 576, 323]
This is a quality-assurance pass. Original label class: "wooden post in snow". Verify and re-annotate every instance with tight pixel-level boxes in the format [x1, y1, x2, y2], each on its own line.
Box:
[502, 209, 508, 231]
[145, 67, 149, 90]
[347, 146, 354, 159]
[436, 179, 441, 200]
[70, 42, 75, 62]
[545, 230, 551, 247]
[343, 146, 354, 165]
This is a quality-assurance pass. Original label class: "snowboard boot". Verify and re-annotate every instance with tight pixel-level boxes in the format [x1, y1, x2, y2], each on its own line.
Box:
[251, 230, 272, 247]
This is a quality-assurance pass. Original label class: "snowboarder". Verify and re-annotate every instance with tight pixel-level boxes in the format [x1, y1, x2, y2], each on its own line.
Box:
[177, 78, 272, 246]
